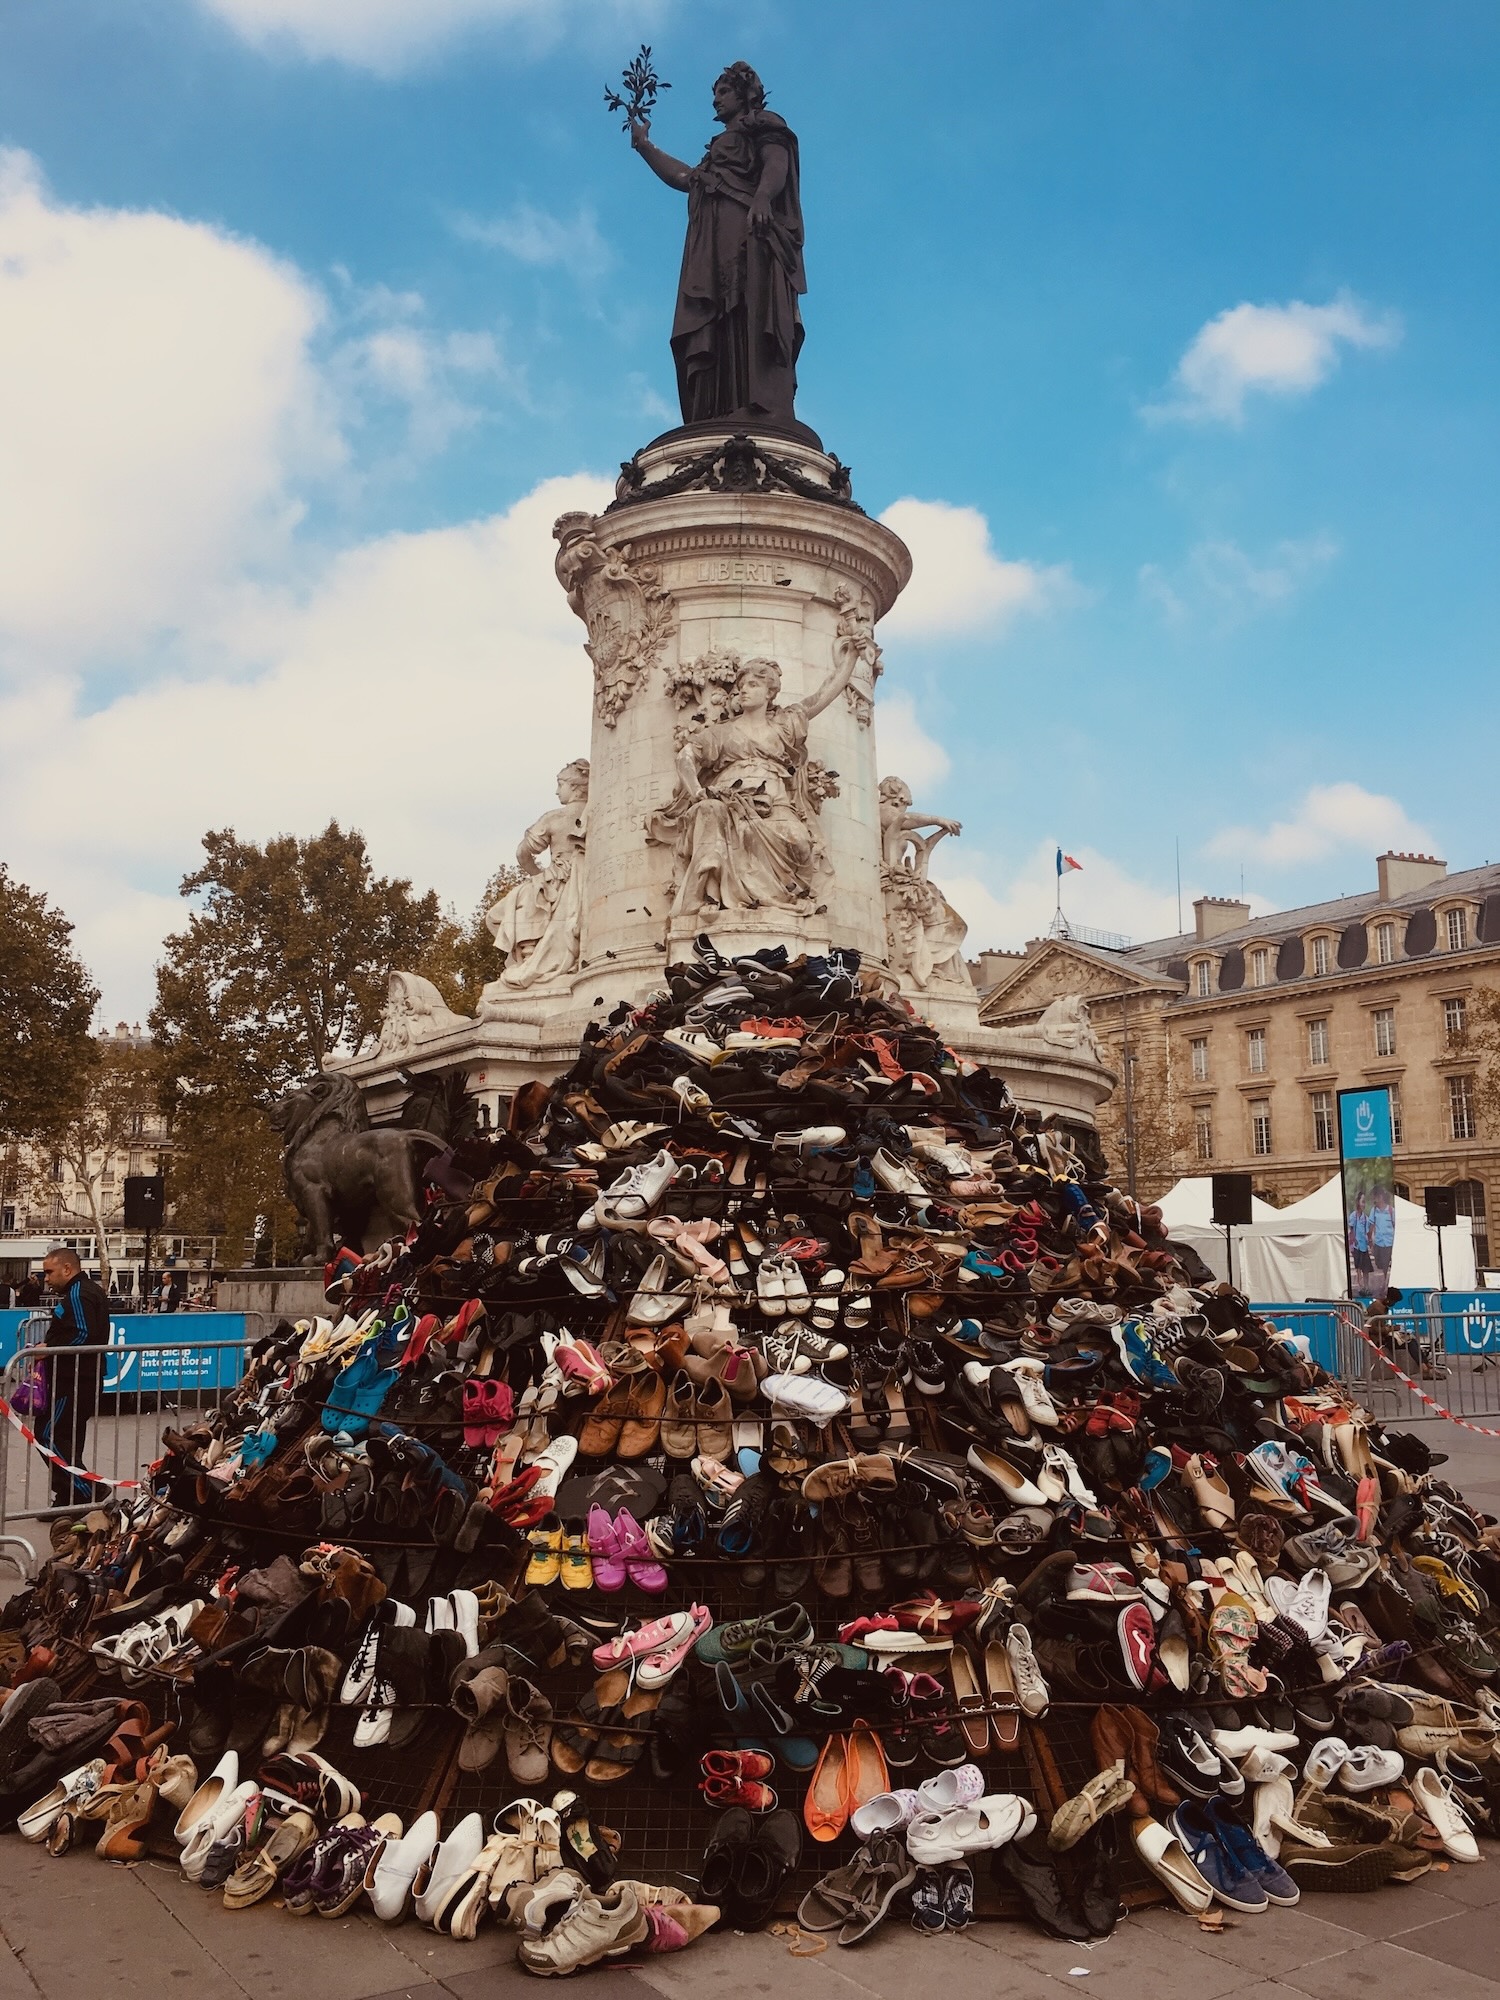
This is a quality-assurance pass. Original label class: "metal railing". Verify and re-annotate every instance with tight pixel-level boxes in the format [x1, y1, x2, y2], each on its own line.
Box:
[0, 1324, 261, 1576]
[1256, 1297, 1500, 1426]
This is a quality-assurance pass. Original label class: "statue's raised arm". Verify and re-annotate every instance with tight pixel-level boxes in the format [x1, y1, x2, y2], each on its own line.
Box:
[616, 59, 806, 431]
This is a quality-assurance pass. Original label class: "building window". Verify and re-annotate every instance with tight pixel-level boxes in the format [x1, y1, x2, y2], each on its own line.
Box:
[128, 1110, 144, 1138]
[127, 1150, 144, 1176]
[1374, 922, 1395, 966]
[1373, 1007, 1396, 1058]
[1444, 996, 1468, 1042]
[1251, 1100, 1273, 1156]
[1310, 934, 1330, 976]
[1190, 1036, 1209, 1082]
[1194, 959, 1212, 997]
[1446, 907, 1468, 952]
[1389, 1084, 1403, 1146]
[1450, 1074, 1478, 1142]
[1307, 1018, 1329, 1066]
[1311, 1090, 1335, 1151]
[1194, 1111, 1214, 1162]
[1453, 1179, 1490, 1269]
[1247, 1027, 1267, 1074]
[1250, 948, 1270, 988]
[1394, 1179, 1410, 1201]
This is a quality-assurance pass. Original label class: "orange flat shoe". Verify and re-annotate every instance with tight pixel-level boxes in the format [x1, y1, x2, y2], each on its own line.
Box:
[844, 1720, 890, 1816]
[804, 1732, 850, 1842]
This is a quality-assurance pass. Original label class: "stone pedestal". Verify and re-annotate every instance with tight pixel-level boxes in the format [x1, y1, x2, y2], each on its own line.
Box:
[336, 424, 1117, 1133]
[558, 426, 909, 1006]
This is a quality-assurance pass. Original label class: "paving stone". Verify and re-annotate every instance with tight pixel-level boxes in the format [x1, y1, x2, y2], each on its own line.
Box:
[967, 1911, 1250, 1999]
[1118, 1904, 1364, 1980]
[1291, 1879, 1464, 1940]
[137, 1860, 439, 2000]
[0, 1851, 247, 2000]
[1275, 1936, 1500, 1998]
[1380, 1907, 1500, 1985]
[0, 1939, 43, 2000]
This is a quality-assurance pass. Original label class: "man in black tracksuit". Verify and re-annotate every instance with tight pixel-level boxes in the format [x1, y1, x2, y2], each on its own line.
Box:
[40, 1246, 111, 1506]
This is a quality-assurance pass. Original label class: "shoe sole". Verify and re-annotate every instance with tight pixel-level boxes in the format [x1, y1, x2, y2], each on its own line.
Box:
[1283, 1848, 1398, 1892]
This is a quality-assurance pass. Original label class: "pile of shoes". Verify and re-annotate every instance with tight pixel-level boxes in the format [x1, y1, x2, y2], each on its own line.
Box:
[0, 934, 1496, 1960]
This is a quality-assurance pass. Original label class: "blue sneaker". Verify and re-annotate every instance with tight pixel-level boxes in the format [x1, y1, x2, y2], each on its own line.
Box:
[1201, 1798, 1300, 1906]
[1112, 1319, 1179, 1391]
[1169, 1801, 1269, 1913]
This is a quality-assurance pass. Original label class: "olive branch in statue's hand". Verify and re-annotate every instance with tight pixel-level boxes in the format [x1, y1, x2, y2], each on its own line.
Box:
[604, 45, 669, 133]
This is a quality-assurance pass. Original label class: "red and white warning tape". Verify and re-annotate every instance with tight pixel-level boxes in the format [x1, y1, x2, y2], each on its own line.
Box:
[1350, 1325, 1500, 1441]
[0, 1395, 139, 1490]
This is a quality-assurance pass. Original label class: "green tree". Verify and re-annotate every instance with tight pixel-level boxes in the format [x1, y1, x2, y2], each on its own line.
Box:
[26, 1039, 159, 1287]
[0, 864, 99, 1144]
[150, 823, 451, 1254]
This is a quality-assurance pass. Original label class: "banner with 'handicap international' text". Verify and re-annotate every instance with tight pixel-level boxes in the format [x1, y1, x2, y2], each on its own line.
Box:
[1337, 1086, 1396, 1303]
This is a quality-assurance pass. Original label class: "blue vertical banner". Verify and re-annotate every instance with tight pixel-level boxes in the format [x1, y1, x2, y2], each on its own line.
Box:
[1337, 1087, 1396, 1302]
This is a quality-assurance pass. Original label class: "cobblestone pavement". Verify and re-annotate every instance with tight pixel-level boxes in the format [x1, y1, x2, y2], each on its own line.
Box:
[2, 1830, 1500, 2000]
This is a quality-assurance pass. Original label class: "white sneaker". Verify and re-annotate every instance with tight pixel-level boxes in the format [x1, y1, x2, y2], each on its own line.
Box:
[1338, 1744, 1404, 1793]
[762, 1373, 849, 1422]
[1303, 1736, 1351, 1788]
[517, 1883, 648, 1971]
[1007, 1623, 1049, 1717]
[1211, 1724, 1299, 1759]
[1001, 1358, 1060, 1429]
[1413, 1766, 1480, 1861]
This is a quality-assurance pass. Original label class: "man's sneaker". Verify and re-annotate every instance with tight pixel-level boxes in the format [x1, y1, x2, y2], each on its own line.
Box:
[1112, 1321, 1179, 1390]
[517, 1881, 649, 1971]
[1168, 1801, 1269, 1913]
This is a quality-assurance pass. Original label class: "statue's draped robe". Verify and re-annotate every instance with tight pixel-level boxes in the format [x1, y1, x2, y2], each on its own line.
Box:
[671, 112, 805, 428]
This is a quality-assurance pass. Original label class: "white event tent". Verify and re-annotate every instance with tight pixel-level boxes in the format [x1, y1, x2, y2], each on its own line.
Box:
[1154, 1175, 1475, 1303]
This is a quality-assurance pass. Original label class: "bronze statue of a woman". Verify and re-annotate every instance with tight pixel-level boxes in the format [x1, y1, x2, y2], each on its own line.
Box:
[627, 61, 806, 433]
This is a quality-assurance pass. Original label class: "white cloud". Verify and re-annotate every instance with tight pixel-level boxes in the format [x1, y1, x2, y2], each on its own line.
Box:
[0, 148, 339, 669]
[1205, 783, 1435, 870]
[192, 0, 657, 74]
[0, 475, 614, 1020]
[1149, 294, 1401, 425]
[934, 843, 1185, 955]
[452, 203, 612, 281]
[1140, 532, 1339, 625]
[873, 692, 951, 794]
[876, 498, 1071, 639]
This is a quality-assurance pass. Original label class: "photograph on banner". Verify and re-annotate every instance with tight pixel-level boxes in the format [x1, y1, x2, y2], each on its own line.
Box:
[1338, 1086, 1396, 1301]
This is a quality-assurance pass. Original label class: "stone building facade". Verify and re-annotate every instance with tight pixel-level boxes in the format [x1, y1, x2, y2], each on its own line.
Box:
[977, 853, 1500, 1270]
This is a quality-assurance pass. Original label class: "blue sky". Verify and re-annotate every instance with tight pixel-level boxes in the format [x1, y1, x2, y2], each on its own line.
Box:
[0, 0, 1496, 1016]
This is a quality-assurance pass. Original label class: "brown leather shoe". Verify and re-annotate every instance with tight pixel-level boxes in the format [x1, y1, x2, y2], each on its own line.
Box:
[616, 1371, 667, 1459]
[1090, 1703, 1148, 1816]
[576, 1379, 635, 1458]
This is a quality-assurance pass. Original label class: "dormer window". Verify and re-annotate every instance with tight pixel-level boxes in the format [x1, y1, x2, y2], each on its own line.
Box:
[1194, 959, 1212, 997]
[1310, 934, 1331, 977]
[1446, 906, 1469, 951]
[1250, 947, 1269, 987]
[1374, 921, 1395, 965]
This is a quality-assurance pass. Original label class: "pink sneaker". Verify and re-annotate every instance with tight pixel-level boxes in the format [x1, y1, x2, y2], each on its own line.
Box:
[614, 1508, 668, 1593]
[587, 1504, 627, 1592]
[637, 1603, 712, 1688]
[591, 1610, 693, 1673]
[644, 1905, 688, 1953]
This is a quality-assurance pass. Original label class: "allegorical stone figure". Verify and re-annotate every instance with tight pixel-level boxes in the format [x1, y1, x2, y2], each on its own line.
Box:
[646, 652, 851, 922]
[483, 760, 590, 993]
[878, 776, 970, 989]
[627, 60, 806, 430]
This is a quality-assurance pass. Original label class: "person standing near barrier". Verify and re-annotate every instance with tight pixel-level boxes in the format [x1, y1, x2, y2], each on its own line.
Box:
[39, 1245, 110, 1507]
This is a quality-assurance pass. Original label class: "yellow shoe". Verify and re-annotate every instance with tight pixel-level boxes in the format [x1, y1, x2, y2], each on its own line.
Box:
[558, 1518, 594, 1592]
[524, 1515, 563, 1587]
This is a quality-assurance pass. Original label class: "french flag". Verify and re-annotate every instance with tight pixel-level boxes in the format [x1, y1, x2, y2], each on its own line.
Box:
[1056, 848, 1082, 877]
